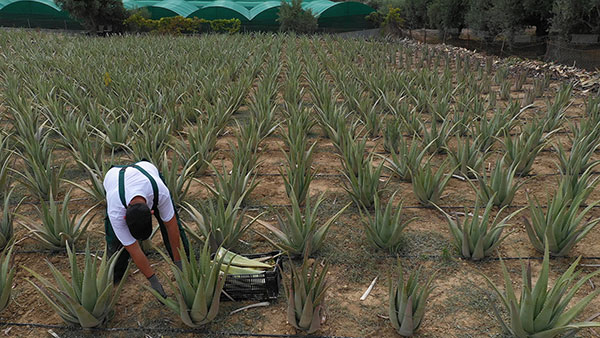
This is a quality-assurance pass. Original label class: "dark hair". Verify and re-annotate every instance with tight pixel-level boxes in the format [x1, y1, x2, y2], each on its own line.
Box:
[125, 203, 152, 241]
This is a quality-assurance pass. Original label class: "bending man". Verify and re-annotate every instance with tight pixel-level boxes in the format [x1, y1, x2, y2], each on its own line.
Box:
[103, 160, 189, 297]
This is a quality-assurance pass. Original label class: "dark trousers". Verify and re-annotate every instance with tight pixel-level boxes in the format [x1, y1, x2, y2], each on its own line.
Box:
[105, 202, 190, 283]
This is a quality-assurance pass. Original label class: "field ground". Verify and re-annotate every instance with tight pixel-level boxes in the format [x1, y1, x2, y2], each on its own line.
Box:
[1, 29, 600, 337]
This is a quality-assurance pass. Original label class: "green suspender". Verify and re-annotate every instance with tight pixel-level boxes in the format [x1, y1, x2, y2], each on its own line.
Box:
[118, 165, 159, 209]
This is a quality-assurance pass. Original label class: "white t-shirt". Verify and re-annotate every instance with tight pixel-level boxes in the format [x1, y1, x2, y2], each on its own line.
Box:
[103, 161, 175, 246]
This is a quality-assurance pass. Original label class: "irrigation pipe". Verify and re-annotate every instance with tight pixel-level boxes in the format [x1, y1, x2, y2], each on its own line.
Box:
[13, 248, 600, 262]
[0, 322, 357, 338]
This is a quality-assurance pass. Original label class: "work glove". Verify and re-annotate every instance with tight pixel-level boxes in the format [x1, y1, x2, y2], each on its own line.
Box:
[147, 274, 167, 298]
[174, 260, 182, 271]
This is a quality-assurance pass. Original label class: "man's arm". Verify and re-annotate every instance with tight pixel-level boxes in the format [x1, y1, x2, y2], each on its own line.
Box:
[125, 241, 154, 278]
[125, 241, 167, 297]
[164, 215, 181, 262]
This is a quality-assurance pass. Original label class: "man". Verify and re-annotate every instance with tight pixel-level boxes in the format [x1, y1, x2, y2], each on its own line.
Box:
[103, 160, 189, 297]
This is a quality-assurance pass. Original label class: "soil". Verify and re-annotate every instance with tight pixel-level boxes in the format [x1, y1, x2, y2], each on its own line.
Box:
[1, 31, 600, 338]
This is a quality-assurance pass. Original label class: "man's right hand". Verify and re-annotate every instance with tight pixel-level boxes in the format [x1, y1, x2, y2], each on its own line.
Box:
[147, 274, 167, 298]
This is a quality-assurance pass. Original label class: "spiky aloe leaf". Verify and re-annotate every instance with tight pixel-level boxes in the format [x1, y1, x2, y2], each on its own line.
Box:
[0, 188, 23, 251]
[0, 244, 15, 312]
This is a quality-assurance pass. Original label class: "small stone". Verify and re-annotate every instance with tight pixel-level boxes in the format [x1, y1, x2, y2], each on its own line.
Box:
[245, 319, 252, 326]
[307, 258, 315, 267]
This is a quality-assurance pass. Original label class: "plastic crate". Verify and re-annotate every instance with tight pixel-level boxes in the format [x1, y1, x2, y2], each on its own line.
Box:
[221, 250, 282, 302]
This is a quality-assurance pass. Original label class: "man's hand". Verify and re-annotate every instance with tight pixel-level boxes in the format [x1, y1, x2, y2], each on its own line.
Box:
[148, 274, 167, 298]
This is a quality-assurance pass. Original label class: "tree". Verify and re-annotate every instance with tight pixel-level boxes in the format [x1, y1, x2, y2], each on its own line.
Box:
[522, 0, 553, 36]
[427, 0, 467, 37]
[465, 0, 497, 41]
[400, 0, 432, 29]
[551, 0, 600, 39]
[55, 0, 128, 33]
[277, 0, 318, 34]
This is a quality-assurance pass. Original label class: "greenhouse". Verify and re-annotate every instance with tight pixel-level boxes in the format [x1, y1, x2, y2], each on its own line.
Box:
[0, 0, 375, 30]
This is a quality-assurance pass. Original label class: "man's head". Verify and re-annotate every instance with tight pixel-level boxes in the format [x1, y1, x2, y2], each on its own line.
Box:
[125, 202, 152, 241]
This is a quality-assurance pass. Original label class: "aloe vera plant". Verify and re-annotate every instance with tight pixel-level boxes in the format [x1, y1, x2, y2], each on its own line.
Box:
[411, 160, 452, 207]
[420, 117, 454, 154]
[286, 258, 329, 334]
[389, 261, 436, 336]
[469, 158, 525, 208]
[447, 136, 488, 179]
[383, 116, 403, 153]
[0, 133, 12, 201]
[384, 136, 431, 182]
[0, 189, 22, 250]
[284, 104, 315, 143]
[280, 137, 317, 205]
[12, 122, 65, 201]
[481, 242, 600, 337]
[248, 84, 279, 139]
[353, 95, 382, 138]
[147, 241, 226, 327]
[175, 120, 219, 176]
[25, 241, 128, 327]
[472, 102, 523, 152]
[503, 121, 552, 176]
[256, 192, 350, 258]
[554, 137, 600, 176]
[130, 119, 172, 165]
[336, 130, 368, 177]
[64, 155, 110, 205]
[183, 193, 258, 251]
[205, 160, 259, 207]
[23, 190, 95, 250]
[436, 198, 522, 260]
[159, 152, 197, 207]
[360, 191, 417, 252]
[542, 82, 572, 132]
[557, 165, 600, 204]
[342, 155, 386, 209]
[93, 110, 133, 151]
[0, 245, 14, 312]
[524, 189, 600, 256]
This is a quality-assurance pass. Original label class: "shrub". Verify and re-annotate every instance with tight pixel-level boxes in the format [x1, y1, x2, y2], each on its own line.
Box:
[124, 15, 241, 34]
[383, 7, 405, 34]
[277, 0, 318, 34]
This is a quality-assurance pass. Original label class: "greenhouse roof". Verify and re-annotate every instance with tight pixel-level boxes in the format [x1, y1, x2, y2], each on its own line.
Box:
[0, 0, 375, 30]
